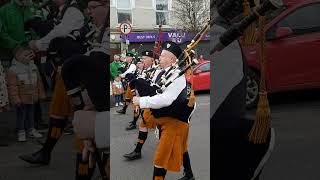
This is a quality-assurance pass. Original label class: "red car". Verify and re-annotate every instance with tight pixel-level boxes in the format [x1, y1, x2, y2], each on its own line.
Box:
[243, 0, 320, 108]
[186, 60, 210, 94]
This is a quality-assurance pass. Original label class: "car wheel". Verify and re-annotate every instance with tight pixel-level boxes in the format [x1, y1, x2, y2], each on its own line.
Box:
[246, 69, 260, 109]
[187, 83, 192, 96]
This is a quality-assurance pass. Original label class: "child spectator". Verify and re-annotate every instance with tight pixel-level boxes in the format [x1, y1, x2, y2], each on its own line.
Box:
[6, 46, 46, 142]
[112, 76, 124, 107]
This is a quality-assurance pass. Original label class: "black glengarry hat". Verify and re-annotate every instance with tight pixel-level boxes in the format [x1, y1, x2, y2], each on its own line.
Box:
[161, 41, 183, 59]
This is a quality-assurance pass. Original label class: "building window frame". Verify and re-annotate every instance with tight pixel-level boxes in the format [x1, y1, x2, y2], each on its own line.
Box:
[153, 0, 172, 26]
[116, 0, 135, 25]
[111, 0, 115, 7]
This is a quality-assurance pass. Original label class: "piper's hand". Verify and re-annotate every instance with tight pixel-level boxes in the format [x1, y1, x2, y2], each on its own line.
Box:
[133, 96, 140, 106]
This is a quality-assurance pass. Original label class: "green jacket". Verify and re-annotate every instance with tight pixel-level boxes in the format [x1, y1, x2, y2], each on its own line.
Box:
[0, 0, 38, 52]
[110, 61, 124, 80]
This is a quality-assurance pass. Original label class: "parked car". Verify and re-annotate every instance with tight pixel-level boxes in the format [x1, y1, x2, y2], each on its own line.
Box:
[243, 0, 320, 108]
[186, 60, 210, 94]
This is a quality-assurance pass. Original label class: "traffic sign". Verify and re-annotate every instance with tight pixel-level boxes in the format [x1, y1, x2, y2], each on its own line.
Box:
[119, 23, 132, 35]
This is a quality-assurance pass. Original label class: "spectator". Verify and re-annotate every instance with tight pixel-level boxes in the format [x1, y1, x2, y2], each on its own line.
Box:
[110, 54, 121, 81]
[6, 46, 45, 142]
[112, 76, 124, 107]
[0, 0, 46, 129]
[0, 0, 39, 54]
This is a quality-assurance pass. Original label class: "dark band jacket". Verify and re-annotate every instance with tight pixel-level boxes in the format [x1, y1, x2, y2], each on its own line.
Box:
[46, 21, 94, 68]
[135, 69, 195, 123]
[139, 64, 160, 80]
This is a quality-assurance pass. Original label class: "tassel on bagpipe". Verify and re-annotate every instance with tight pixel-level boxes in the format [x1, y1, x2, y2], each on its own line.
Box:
[210, 0, 283, 54]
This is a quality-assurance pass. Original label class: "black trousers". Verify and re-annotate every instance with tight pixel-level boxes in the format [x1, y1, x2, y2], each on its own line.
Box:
[61, 52, 109, 112]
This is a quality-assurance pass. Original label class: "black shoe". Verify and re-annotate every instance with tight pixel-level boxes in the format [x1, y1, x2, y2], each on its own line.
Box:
[123, 151, 141, 160]
[64, 124, 74, 135]
[19, 149, 51, 165]
[126, 123, 136, 130]
[117, 109, 126, 114]
[116, 109, 126, 114]
[178, 175, 195, 180]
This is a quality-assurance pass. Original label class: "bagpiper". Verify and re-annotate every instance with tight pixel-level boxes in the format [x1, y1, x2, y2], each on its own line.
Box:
[19, 0, 85, 167]
[133, 42, 195, 180]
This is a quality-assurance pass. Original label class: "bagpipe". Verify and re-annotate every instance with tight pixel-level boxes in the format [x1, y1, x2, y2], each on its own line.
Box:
[130, 18, 211, 95]
[210, 0, 283, 144]
[139, 63, 161, 82]
[128, 24, 163, 81]
[24, 0, 79, 38]
[210, 0, 283, 54]
[44, 17, 95, 75]
[24, 0, 56, 38]
[126, 21, 210, 123]
[142, 24, 163, 80]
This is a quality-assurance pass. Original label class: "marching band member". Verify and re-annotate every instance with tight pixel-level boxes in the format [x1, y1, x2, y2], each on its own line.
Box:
[116, 52, 137, 114]
[123, 50, 157, 160]
[19, 0, 85, 166]
[125, 50, 155, 131]
[60, 0, 109, 178]
[133, 42, 194, 180]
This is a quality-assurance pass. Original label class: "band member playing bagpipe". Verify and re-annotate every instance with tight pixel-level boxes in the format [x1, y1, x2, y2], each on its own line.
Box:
[211, 0, 281, 179]
[19, 0, 86, 166]
[124, 50, 156, 131]
[132, 41, 196, 180]
[116, 51, 137, 114]
[123, 50, 158, 160]
[59, 0, 109, 179]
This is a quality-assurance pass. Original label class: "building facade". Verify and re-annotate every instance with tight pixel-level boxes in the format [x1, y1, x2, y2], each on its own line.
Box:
[110, 0, 210, 59]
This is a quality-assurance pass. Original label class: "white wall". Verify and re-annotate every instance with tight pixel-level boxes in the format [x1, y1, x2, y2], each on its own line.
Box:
[111, 0, 180, 32]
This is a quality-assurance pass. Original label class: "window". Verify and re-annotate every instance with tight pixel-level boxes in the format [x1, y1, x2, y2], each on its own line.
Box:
[267, 3, 320, 39]
[117, 0, 132, 24]
[196, 63, 210, 73]
[155, 0, 169, 25]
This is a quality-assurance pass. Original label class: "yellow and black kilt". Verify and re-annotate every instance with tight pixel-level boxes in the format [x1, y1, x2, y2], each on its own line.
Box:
[138, 109, 157, 129]
[49, 73, 73, 117]
[153, 117, 189, 172]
